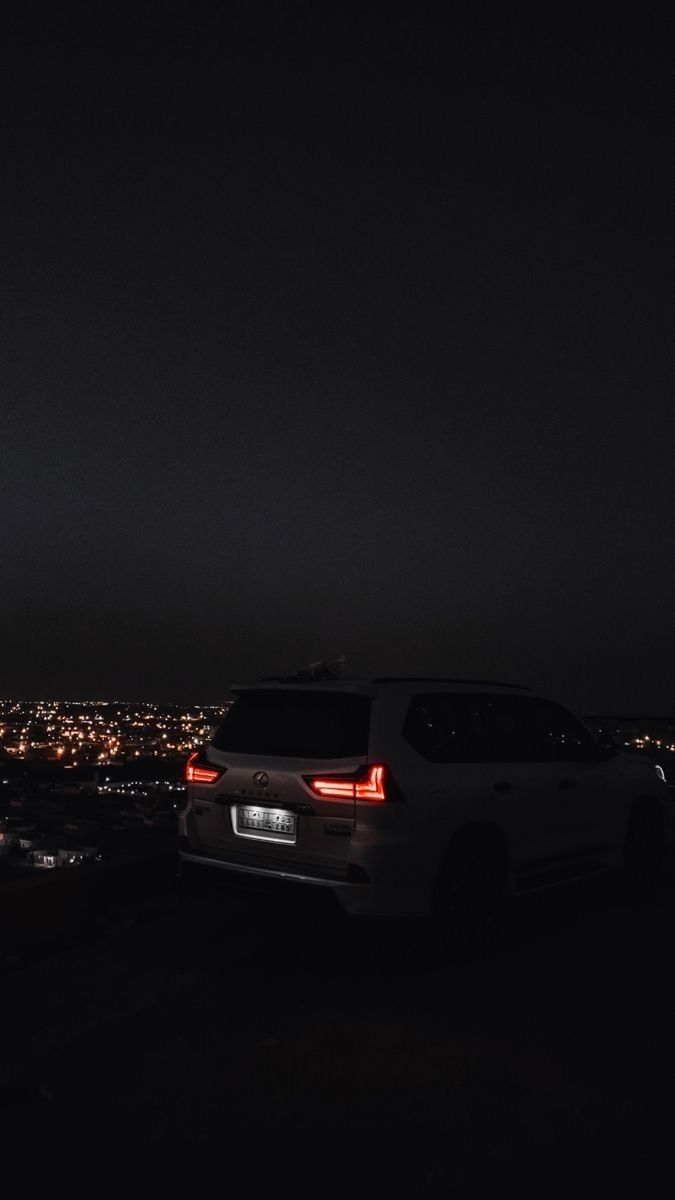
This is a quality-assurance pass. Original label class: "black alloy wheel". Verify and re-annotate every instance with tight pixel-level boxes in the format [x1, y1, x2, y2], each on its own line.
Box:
[622, 803, 664, 894]
[435, 839, 506, 958]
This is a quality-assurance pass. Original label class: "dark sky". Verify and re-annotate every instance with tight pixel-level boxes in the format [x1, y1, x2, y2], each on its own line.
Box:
[2, 6, 674, 710]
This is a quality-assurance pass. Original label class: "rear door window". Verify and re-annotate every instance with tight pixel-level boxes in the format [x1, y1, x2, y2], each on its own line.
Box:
[211, 690, 370, 759]
[403, 694, 480, 761]
[402, 693, 541, 762]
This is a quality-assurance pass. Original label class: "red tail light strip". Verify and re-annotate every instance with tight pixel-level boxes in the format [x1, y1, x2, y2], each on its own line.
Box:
[185, 751, 223, 785]
[308, 764, 387, 802]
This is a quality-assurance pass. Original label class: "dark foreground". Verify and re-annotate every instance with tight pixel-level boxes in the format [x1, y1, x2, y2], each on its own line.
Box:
[3, 859, 675, 1199]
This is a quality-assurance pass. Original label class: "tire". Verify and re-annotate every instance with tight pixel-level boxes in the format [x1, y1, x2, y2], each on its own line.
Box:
[621, 802, 664, 894]
[434, 836, 507, 958]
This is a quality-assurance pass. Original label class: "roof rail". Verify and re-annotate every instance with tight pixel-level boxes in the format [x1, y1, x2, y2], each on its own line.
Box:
[370, 677, 531, 690]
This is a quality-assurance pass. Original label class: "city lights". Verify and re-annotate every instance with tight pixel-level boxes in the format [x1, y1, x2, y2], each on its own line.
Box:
[0, 699, 231, 764]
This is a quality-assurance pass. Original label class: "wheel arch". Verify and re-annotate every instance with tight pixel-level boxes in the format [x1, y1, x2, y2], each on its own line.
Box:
[434, 821, 511, 895]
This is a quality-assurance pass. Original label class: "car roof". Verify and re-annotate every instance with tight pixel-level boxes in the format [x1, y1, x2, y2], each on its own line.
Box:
[371, 677, 531, 689]
[231, 677, 531, 696]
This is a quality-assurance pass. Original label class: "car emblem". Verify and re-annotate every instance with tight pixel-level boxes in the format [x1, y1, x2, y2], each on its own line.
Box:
[253, 771, 269, 788]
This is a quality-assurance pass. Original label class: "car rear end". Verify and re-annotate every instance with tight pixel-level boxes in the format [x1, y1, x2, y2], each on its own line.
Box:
[179, 681, 418, 915]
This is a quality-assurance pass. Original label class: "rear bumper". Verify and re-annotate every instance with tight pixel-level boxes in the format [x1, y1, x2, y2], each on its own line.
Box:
[178, 849, 429, 917]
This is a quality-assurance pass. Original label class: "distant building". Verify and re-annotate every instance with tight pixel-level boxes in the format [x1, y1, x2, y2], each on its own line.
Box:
[3, 823, 37, 849]
[29, 847, 59, 868]
[28, 844, 100, 868]
[56, 846, 99, 867]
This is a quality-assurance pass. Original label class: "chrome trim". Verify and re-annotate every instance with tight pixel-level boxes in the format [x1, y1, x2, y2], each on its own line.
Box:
[179, 850, 350, 888]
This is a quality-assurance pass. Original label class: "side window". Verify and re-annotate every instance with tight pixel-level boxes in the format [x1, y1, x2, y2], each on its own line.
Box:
[521, 699, 599, 762]
[402, 694, 538, 763]
[402, 694, 598, 763]
[480, 696, 541, 762]
[402, 694, 486, 762]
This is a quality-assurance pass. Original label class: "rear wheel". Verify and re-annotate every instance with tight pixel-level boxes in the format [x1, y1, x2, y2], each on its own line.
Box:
[621, 802, 664, 893]
[434, 836, 506, 958]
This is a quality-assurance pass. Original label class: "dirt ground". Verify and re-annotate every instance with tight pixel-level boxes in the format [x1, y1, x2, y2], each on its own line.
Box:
[3, 858, 675, 1198]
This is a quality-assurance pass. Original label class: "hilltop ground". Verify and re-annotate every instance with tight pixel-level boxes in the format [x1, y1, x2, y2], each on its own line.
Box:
[3, 856, 675, 1198]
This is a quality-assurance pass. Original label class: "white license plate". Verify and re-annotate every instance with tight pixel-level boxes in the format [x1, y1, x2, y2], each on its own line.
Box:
[236, 805, 297, 840]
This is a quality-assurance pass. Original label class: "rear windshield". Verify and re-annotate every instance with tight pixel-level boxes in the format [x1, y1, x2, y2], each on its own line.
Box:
[211, 690, 371, 759]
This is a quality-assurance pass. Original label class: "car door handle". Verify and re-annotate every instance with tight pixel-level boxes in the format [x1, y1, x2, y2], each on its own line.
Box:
[492, 780, 513, 793]
[559, 778, 577, 789]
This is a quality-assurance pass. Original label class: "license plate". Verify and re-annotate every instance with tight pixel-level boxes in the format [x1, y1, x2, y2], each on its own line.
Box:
[235, 805, 296, 840]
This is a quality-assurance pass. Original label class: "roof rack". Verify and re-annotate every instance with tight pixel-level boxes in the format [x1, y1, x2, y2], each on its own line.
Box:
[370, 677, 531, 690]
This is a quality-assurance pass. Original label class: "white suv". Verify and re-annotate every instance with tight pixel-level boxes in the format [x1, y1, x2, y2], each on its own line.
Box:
[178, 677, 672, 949]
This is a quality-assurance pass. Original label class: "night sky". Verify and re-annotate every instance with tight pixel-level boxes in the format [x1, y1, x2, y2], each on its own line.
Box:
[3, 7, 674, 710]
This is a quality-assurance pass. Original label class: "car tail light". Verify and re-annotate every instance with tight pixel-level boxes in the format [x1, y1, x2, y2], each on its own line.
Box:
[185, 751, 225, 785]
[305, 763, 388, 801]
